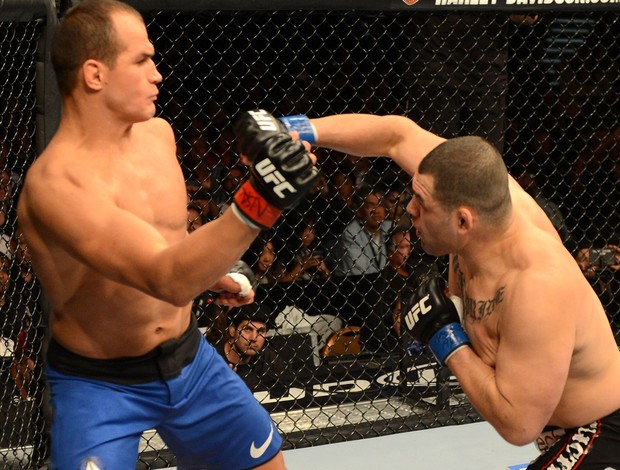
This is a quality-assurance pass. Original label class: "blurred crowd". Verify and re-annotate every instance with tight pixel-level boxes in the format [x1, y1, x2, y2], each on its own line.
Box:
[0, 9, 618, 411]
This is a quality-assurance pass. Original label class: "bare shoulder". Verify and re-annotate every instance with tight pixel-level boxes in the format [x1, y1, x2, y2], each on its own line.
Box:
[509, 177, 561, 241]
[19, 142, 98, 229]
[506, 250, 587, 326]
[23, 138, 94, 191]
[138, 116, 175, 141]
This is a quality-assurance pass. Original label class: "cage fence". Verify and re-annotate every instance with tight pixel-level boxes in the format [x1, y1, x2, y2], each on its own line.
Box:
[0, 1, 618, 469]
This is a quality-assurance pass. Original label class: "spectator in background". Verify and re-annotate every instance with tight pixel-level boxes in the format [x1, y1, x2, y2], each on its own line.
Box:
[348, 155, 382, 191]
[381, 228, 413, 347]
[189, 187, 219, 225]
[0, 248, 37, 401]
[187, 202, 206, 233]
[8, 230, 50, 464]
[331, 170, 356, 208]
[0, 170, 17, 259]
[385, 228, 414, 283]
[217, 304, 292, 394]
[280, 215, 330, 282]
[380, 228, 440, 349]
[242, 235, 283, 285]
[9, 308, 37, 402]
[214, 164, 248, 216]
[241, 233, 341, 352]
[0, 253, 14, 349]
[10, 228, 42, 307]
[383, 184, 412, 230]
[334, 188, 392, 276]
[295, 169, 345, 260]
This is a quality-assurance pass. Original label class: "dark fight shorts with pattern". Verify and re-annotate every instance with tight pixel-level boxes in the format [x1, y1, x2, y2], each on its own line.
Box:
[527, 408, 620, 469]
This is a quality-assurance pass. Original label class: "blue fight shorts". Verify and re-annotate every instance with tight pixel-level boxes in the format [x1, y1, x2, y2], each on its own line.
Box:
[45, 319, 282, 470]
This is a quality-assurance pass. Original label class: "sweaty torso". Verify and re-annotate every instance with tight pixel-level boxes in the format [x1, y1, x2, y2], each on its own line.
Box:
[452, 183, 620, 429]
[18, 118, 191, 358]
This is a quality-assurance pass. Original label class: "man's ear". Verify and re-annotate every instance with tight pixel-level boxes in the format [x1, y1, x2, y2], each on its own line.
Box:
[82, 59, 106, 91]
[228, 324, 236, 339]
[455, 207, 474, 232]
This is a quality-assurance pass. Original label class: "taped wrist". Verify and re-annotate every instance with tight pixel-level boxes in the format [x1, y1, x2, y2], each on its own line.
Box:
[232, 181, 282, 230]
[278, 115, 317, 145]
[225, 272, 252, 297]
[428, 322, 470, 366]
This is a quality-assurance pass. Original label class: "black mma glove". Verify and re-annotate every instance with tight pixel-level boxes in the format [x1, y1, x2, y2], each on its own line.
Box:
[232, 109, 319, 229]
[402, 275, 470, 365]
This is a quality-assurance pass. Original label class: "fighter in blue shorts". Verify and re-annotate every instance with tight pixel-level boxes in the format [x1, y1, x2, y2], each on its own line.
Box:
[17, 1, 318, 468]
[46, 316, 282, 469]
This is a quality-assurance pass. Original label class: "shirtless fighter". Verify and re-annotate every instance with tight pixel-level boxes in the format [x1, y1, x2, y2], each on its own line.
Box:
[278, 113, 620, 468]
[17, 1, 317, 468]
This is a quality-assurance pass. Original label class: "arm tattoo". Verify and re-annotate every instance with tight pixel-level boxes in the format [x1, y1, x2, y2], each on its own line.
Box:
[453, 255, 507, 322]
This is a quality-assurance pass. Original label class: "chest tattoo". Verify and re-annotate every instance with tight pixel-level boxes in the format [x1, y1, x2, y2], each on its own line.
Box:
[453, 255, 507, 322]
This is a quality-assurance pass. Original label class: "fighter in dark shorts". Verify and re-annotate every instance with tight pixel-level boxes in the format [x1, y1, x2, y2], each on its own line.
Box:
[528, 410, 620, 469]
[285, 112, 620, 466]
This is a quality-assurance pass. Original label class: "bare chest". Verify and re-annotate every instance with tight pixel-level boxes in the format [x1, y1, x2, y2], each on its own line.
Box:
[455, 264, 507, 365]
[462, 285, 505, 366]
[104, 153, 187, 233]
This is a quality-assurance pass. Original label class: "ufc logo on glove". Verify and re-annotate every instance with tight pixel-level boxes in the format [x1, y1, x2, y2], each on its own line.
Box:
[404, 294, 432, 330]
[232, 109, 319, 229]
[248, 110, 280, 131]
[255, 159, 297, 199]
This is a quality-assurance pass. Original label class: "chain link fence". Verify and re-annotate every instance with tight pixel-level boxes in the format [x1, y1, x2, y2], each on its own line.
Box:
[0, 7, 49, 468]
[0, 1, 619, 468]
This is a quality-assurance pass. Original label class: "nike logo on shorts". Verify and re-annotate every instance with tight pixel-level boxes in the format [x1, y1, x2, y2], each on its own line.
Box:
[80, 458, 103, 470]
[250, 422, 275, 459]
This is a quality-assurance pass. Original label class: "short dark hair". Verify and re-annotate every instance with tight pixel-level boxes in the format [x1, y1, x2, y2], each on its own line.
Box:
[52, 0, 143, 96]
[418, 136, 512, 227]
[229, 304, 273, 329]
[354, 187, 384, 211]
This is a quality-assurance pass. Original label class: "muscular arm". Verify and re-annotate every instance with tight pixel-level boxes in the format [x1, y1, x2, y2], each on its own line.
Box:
[311, 114, 445, 176]
[445, 273, 576, 445]
[19, 119, 258, 309]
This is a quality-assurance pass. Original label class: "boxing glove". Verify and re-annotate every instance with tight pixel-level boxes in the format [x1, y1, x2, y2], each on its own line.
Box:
[278, 114, 317, 145]
[232, 109, 319, 229]
[401, 276, 470, 365]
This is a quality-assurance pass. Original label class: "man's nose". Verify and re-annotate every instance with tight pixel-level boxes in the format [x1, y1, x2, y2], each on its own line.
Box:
[406, 199, 418, 218]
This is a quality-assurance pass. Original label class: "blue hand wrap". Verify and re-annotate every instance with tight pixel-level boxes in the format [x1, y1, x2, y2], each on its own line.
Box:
[406, 340, 424, 357]
[428, 322, 470, 365]
[278, 115, 316, 145]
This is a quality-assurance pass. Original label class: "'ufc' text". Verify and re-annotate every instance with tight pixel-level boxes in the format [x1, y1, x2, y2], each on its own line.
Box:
[404, 294, 432, 330]
[256, 160, 297, 199]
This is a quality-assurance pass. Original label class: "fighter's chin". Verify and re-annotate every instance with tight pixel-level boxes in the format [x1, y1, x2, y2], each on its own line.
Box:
[139, 103, 158, 121]
[418, 239, 445, 258]
[128, 111, 156, 124]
